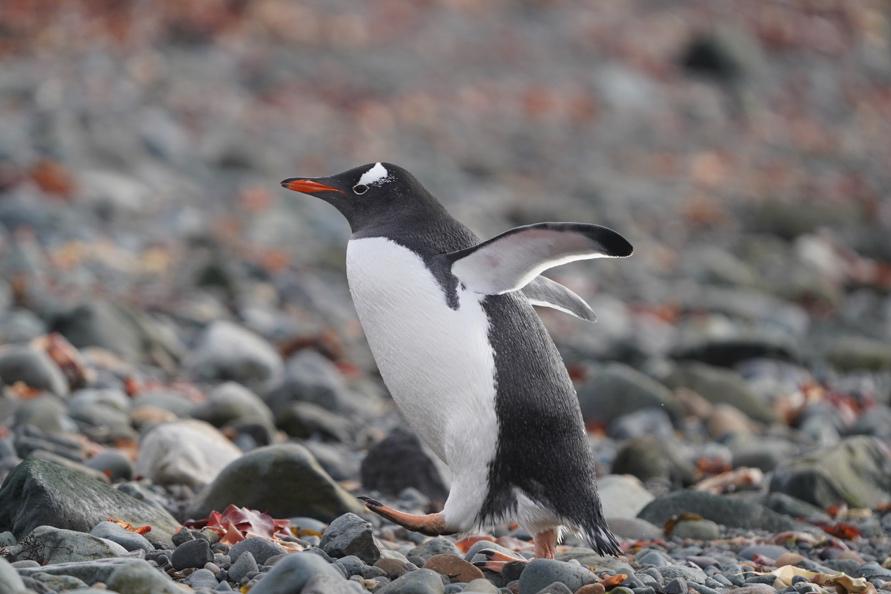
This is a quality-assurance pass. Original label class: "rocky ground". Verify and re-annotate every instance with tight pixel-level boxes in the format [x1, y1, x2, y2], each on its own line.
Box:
[1, 1, 891, 593]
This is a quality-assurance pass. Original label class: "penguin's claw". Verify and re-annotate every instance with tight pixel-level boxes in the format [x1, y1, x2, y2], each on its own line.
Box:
[358, 498, 452, 537]
[357, 495, 383, 508]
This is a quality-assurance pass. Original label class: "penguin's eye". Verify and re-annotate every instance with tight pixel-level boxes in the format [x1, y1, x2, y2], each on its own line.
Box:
[353, 184, 368, 195]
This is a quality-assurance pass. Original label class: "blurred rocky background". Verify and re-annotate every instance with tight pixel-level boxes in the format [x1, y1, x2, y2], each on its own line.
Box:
[1, 1, 891, 594]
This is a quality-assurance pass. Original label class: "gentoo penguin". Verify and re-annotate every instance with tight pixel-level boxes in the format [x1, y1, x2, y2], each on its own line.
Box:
[281, 163, 632, 558]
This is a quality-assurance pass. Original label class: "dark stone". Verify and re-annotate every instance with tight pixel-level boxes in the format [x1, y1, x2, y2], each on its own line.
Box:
[679, 34, 742, 83]
[638, 491, 796, 532]
[171, 538, 212, 570]
[321, 513, 381, 565]
[229, 536, 286, 565]
[672, 335, 799, 368]
[0, 458, 180, 547]
[228, 550, 258, 583]
[360, 427, 449, 502]
[189, 444, 364, 522]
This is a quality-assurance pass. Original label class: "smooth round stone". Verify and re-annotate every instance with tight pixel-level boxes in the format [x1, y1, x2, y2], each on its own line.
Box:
[464, 577, 500, 593]
[739, 545, 790, 561]
[671, 519, 720, 541]
[249, 552, 348, 594]
[189, 568, 218, 589]
[424, 553, 485, 583]
[375, 568, 445, 594]
[375, 557, 415, 579]
[518, 559, 597, 594]
[90, 521, 154, 553]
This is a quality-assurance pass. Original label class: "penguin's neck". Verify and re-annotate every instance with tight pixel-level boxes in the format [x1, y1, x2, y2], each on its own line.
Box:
[352, 208, 479, 257]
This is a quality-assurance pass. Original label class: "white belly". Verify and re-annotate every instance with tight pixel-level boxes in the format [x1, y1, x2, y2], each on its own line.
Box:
[346, 237, 498, 526]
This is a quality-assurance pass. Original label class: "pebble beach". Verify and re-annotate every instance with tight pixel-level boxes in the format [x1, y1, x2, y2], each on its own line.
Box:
[1, 2, 890, 594]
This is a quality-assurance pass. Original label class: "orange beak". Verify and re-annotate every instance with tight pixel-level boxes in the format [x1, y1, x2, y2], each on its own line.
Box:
[280, 178, 344, 194]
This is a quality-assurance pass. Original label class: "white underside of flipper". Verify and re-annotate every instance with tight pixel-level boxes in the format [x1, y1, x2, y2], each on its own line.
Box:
[346, 237, 499, 531]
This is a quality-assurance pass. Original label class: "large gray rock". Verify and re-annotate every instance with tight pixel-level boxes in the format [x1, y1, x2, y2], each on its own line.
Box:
[0, 458, 180, 547]
[249, 552, 349, 594]
[769, 436, 891, 509]
[638, 490, 796, 532]
[0, 346, 68, 396]
[576, 364, 681, 427]
[18, 526, 128, 563]
[321, 513, 381, 565]
[15, 557, 137, 583]
[360, 427, 450, 502]
[665, 363, 776, 423]
[185, 320, 283, 391]
[135, 420, 241, 488]
[189, 443, 364, 522]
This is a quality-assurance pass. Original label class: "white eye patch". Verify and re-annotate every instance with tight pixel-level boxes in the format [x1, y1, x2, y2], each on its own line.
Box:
[357, 162, 390, 187]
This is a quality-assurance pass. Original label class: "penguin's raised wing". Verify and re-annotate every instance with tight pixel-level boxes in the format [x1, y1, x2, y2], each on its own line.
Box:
[447, 222, 633, 295]
[522, 276, 597, 322]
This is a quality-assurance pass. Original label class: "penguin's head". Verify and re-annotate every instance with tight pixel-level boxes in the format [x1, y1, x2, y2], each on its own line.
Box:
[281, 162, 442, 232]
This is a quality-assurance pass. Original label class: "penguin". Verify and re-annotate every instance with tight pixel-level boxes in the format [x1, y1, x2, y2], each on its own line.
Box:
[281, 162, 632, 558]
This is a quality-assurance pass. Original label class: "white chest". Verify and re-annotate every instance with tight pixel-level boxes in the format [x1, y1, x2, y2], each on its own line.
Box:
[345, 237, 498, 467]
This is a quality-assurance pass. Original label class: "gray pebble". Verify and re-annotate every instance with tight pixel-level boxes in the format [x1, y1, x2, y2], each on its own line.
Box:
[171, 539, 213, 570]
[229, 551, 259, 583]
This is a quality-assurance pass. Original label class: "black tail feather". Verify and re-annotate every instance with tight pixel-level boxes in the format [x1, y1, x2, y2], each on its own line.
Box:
[583, 520, 622, 556]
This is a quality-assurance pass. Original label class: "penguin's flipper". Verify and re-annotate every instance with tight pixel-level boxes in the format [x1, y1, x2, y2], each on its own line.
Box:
[447, 222, 633, 295]
[522, 276, 597, 322]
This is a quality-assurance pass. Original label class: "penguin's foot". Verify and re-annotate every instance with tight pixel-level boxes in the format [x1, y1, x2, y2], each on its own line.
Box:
[534, 528, 557, 559]
[358, 496, 452, 537]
